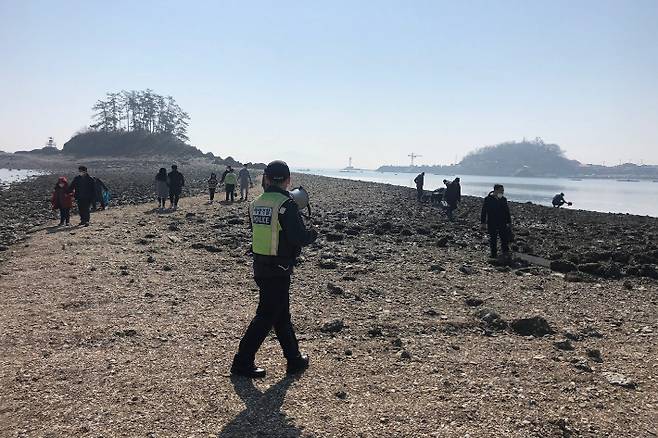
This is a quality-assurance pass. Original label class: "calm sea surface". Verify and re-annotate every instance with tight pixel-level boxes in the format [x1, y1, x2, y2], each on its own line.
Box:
[295, 168, 658, 217]
[0, 168, 45, 185]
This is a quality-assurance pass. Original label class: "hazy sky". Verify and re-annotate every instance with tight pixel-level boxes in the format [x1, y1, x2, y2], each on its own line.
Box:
[1, 0, 657, 168]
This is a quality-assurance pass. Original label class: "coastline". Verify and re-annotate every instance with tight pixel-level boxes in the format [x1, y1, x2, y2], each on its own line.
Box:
[0, 171, 656, 436]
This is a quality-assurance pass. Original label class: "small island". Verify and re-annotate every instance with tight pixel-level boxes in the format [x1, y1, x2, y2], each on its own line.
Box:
[378, 139, 658, 179]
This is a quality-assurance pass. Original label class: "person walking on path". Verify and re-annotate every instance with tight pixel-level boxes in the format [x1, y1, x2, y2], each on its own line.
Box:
[238, 164, 253, 201]
[167, 164, 185, 209]
[221, 166, 238, 203]
[231, 160, 318, 379]
[208, 172, 219, 203]
[51, 176, 74, 226]
[67, 166, 96, 226]
[92, 177, 109, 211]
[481, 184, 512, 259]
[155, 168, 169, 211]
[444, 177, 461, 221]
[414, 172, 425, 202]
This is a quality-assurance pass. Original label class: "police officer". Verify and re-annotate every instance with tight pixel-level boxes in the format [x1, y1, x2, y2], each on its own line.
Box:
[231, 160, 318, 378]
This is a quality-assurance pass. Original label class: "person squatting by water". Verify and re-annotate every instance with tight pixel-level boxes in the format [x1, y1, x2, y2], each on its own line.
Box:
[168, 164, 185, 209]
[51, 176, 74, 226]
[221, 166, 237, 203]
[208, 172, 218, 203]
[231, 160, 318, 378]
[155, 168, 169, 210]
[239, 164, 253, 201]
[481, 184, 512, 259]
[552, 192, 572, 208]
[414, 172, 425, 202]
[67, 166, 96, 227]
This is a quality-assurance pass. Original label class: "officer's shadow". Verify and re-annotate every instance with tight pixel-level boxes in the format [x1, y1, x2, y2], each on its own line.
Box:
[218, 375, 302, 437]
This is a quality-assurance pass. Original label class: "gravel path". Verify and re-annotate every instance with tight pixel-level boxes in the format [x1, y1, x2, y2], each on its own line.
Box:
[0, 175, 656, 437]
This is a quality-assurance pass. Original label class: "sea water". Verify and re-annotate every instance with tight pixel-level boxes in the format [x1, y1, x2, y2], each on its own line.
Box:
[0, 168, 45, 185]
[296, 168, 658, 217]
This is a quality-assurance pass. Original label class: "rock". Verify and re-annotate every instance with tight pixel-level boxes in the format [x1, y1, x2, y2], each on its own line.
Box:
[578, 262, 602, 274]
[429, 264, 445, 273]
[459, 264, 476, 275]
[464, 297, 484, 307]
[227, 218, 244, 225]
[553, 339, 574, 351]
[368, 327, 383, 337]
[550, 259, 577, 273]
[623, 280, 633, 290]
[335, 390, 348, 400]
[319, 259, 338, 269]
[185, 212, 196, 218]
[114, 329, 137, 337]
[0, 245, 8, 251]
[602, 372, 636, 389]
[146, 255, 156, 263]
[144, 292, 155, 298]
[564, 271, 596, 283]
[344, 349, 353, 356]
[424, 309, 439, 316]
[572, 358, 593, 372]
[586, 348, 603, 363]
[345, 226, 362, 236]
[167, 235, 181, 243]
[399, 350, 412, 360]
[639, 264, 658, 279]
[475, 308, 507, 330]
[436, 235, 450, 247]
[327, 283, 344, 295]
[510, 316, 554, 337]
[391, 338, 403, 348]
[321, 319, 344, 333]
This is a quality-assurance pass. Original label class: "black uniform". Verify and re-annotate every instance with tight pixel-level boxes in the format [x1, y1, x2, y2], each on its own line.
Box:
[68, 174, 96, 225]
[234, 185, 317, 369]
[444, 180, 461, 221]
[481, 192, 512, 258]
[167, 169, 185, 207]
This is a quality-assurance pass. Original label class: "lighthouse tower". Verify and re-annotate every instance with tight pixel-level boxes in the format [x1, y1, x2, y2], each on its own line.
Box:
[45, 137, 57, 149]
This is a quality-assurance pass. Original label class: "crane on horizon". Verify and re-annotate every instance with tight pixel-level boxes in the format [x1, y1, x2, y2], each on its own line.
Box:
[408, 152, 422, 167]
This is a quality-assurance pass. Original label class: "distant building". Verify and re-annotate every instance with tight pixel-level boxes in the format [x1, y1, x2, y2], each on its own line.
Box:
[45, 137, 57, 149]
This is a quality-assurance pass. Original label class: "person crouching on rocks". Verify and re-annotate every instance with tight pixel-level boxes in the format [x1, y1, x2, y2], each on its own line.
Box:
[51, 176, 74, 226]
[481, 184, 512, 259]
[208, 172, 218, 203]
[231, 160, 318, 378]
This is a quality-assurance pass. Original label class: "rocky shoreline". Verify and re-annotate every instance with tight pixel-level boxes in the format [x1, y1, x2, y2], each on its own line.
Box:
[0, 169, 656, 436]
[2, 164, 657, 282]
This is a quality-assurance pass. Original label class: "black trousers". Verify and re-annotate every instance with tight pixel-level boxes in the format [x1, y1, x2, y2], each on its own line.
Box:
[209, 188, 216, 200]
[416, 186, 423, 201]
[59, 208, 70, 224]
[235, 276, 300, 365]
[77, 199, 91, 224]
[169, 190, 181, 206]
[489, 226, 510, 258]
[225, 184, 235, 202]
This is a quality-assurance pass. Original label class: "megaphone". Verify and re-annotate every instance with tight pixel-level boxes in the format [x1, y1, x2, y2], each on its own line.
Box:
[290, 186, 311, 217]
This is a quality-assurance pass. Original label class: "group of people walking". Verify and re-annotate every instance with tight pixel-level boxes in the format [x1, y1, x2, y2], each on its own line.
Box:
[153, 163, 253, 211]
[50, 166, 110, 227]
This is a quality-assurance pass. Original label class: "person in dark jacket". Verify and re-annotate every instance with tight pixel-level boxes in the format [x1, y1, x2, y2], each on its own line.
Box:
[414, 172, 425, 201]
[231, 160, 318, 379]
[444, 177, 461, 221]
[51, 176, 74, 226]
[91, 177, 109, 211]
[167, 164, 185, 209]
[67, 166, 96, 226]
[481, 184, 512, 259]
[552, 192, 572, 208]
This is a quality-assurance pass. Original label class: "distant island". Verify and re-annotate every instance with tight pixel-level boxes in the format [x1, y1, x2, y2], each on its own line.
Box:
[5, 89, 265, 169]
[377, 139, 658, 179]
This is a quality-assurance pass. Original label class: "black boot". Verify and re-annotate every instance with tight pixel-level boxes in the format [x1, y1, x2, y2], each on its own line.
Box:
[231, 357, 266, 379]
[286, 353, 309, 375]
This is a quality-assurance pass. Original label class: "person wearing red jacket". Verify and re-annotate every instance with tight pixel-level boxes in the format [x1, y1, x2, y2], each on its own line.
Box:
[51, 176, 74, 226]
